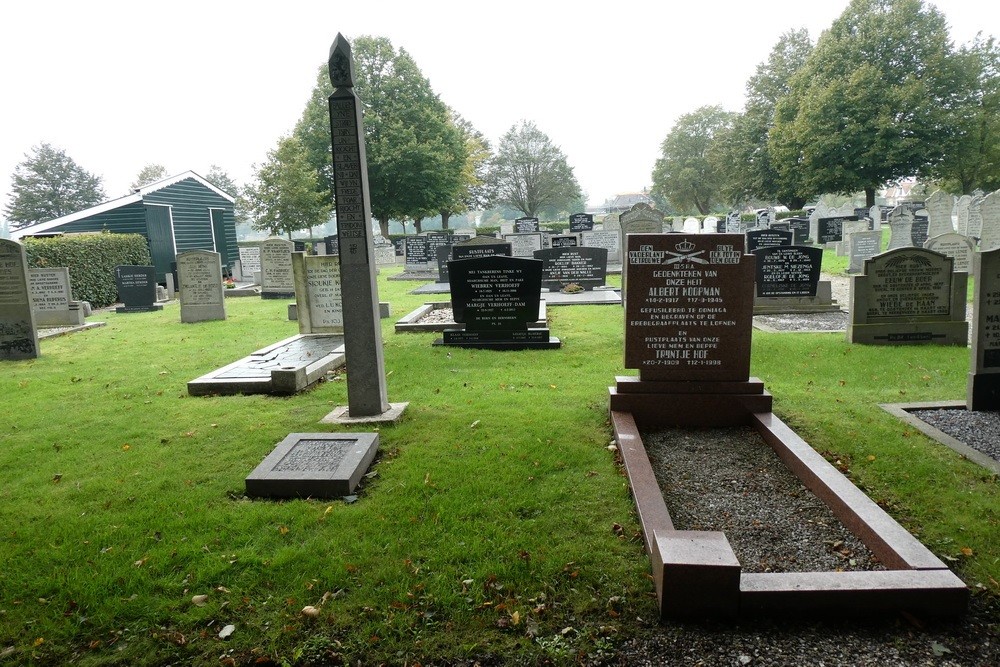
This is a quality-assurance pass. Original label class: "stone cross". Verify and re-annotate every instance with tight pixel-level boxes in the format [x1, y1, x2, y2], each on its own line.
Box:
[327, 33, 390, 417]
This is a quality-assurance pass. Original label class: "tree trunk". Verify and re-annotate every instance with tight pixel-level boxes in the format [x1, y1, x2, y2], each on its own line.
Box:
[377, 216, 390, 238]
[865, 187, 875, 208]
[440, 211, 451, 229]
[413, 217, 423, 234]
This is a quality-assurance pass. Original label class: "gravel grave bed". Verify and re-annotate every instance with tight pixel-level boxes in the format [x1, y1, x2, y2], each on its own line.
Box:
[417, 307, 456, 324]
[754, 310, 848, 332]
[642, 426, 883, 573]
[909, 408, 1000, 465]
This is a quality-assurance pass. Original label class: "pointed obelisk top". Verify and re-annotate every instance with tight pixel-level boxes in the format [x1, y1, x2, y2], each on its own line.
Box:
[328, 33, 355, 89]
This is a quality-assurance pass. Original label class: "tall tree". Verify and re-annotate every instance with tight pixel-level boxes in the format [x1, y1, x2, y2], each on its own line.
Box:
[204, 165, 248, 226]
[928, 36, 1000, 193]
[719, 29, 813, 209]
[130, 164, 167, 191]
[294, 35, 465, 236]
[4, 143, 106, 229]
[438, 112, 493, 229]
[651, 106, 735, 215]
[487, 120, 582, 218]
[769, 0, 960, 207]
[242, 136, 331, 239]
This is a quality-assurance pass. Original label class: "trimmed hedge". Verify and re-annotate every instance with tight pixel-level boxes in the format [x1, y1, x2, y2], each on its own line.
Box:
[24, 233, 152, 308]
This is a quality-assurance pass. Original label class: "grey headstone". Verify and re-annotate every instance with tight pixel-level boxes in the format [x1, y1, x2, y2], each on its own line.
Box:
[968, 248, 1000, 410]
[925, 233, 975, 273]
[580, 230, 621, 265]
[178, 250, 226, 323]
[28, 267, 82, 327]
[980, 191, 1000, 252]
[887, 206, 915, 250]
[0, 239, 40, 359]
[238, 245, 261, 276]
[925, 190, 955, 238]
[848, 231, 883, 274]
[260, 238, 295, 298]
[504, 233, 543, 258]
[292, 254, 343, 334]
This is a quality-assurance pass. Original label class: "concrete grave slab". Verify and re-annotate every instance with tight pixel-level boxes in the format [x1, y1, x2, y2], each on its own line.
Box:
[245, 432, 379, 498]
[188, 334, 345, 396]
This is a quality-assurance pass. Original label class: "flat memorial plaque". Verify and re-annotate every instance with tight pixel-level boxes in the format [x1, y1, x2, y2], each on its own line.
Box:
[245, 432, 379, 498]
[624, 234, 753, 382]
[534, 247, 608, 291]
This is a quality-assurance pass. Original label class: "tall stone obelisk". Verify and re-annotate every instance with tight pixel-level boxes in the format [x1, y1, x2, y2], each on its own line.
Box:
[326, 33, 391, 418]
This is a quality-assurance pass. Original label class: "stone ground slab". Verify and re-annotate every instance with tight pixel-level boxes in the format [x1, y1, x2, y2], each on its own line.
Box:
[610, 409, 968, 619]
[538, 288, 621, 306]
[245, 432, 378, 498]
[880, 400, 1000, 475]
[395, 301, 547, 333]
[37, 322, 106, 339]
[411, 282, 450, 295]
[321, 402, 409, 425]
[188, 334, 345, 396]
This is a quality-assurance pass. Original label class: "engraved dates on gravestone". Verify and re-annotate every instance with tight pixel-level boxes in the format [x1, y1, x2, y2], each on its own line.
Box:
[534, 247, 609, 291]
[0, 239, 39, 360]
[753, 246, 822, 297]
[292, 254, 343, 334]
[580, 230, 621, 264]
[448, 256, 542, 332]
[245, 432, 379, 498]
[864, 249, 954, 321]
[28, 267, 72, 317]
[550, 235, 579, 248]
[177, 250, 226, 323]
[504, 233, 543, 258]
[404, 236, 431, 268]
[260, 238, 296, 298]
[925, 233, 975, 273]
[624, 234, 752, 382]
[238, 245, 261, 275]
[115, 265, 162, 313]
[786, 217, 810, 245]
[514, 217, 540, 232]
[745, 229, 793, 253]
[848, 230, 883, 274]
[569, 213, 594, 232]
[817, 216, 857, 244]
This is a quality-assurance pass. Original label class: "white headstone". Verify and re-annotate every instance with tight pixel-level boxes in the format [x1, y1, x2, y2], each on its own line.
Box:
[683, 217, 700, 234]
[979, 191, 1000, 252]
[955, 195, 973, 236]
[292, 253, 343, 334]
[504, 233, 543, 258]
[925, 190, 955, 238]
[580, 230, 622, 265]
[887, 206, 915, 250]
[28, 267, 79, 326]
[925, 233, 976, 273]
[260, 238, 296, 298]
[238, 245, 261, 277]
[702, 216, 719, 233]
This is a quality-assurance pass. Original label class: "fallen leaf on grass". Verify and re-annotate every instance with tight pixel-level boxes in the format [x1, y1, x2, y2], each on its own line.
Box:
[218, 624, 235, 639]
[960, 547, 974, 557]
[301, 605, 320, 618]
[279, 526, 289, 535]
[470, 420, 480, 428]
[191, 594, 208, 607]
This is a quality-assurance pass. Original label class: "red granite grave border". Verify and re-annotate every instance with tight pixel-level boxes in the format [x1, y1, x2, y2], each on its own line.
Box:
[610, 408, 969, 619]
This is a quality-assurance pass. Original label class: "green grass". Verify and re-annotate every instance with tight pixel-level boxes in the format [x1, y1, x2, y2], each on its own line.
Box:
[1, 263, 997, 665]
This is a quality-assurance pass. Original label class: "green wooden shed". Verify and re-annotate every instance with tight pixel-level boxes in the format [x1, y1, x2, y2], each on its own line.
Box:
[11, 171, 237, 282]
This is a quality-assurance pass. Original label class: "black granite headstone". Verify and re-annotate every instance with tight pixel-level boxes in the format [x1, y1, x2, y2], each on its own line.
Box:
[436, 245, 454, 283]
[514, 217, 540, 232]
[569, 213, 594, 233]
[404, 236, 431, 265]
[441, 255, 558, 349]
[817, 216, 858, 244]
[533, 247, 609, 291]
[115, 265, 163, 313]
[746, 228, 793, 253]
[911, 216, 930, 248]
[786, 217, 810, 245]
[753, 246, 823, 297]
[452, 241, 512, 261]
[550, 235, 579, 248]
[324, 235, 339, 255]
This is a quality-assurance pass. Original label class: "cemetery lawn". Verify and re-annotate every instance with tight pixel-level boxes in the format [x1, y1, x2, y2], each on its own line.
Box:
[1, 263, 997, 666]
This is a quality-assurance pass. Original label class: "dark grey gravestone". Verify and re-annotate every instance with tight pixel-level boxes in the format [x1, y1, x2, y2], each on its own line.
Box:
[115, 265, 163, 313]
[514, 217, 540, 232]
[745, 229, 793, 253]
[0, 239, 40, 359]
[817, 216, 858, 244]
[968, 248, 1000, 410]
[550, 234, 579, 248]
[404, 236, 432, 270]
[245, 432, 379, 498]
[436, 244, 454, 283]
[569, 213, 594, 233]
[439, 255, 559, 349]
[452, 237, 512, 260]
[786, 217, 810, 245]
[753, 246, 822, 297]
[327, 33, 395, 418]
[534, 247, 609, 291]
[910, 215, 930, 248]
[324, 235, 339, 256]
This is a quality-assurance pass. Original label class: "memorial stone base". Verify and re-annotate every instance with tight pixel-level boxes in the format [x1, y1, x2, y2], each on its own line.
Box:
[753, 282, 839, 314]
[609, 376, 773, 428]
[116, 304, 163, 314]
[435, 328, 561, 350]
[846, 321, 968, 346]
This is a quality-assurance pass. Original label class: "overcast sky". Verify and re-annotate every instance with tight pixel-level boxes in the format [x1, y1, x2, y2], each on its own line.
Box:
[1, 0, 997, 221]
